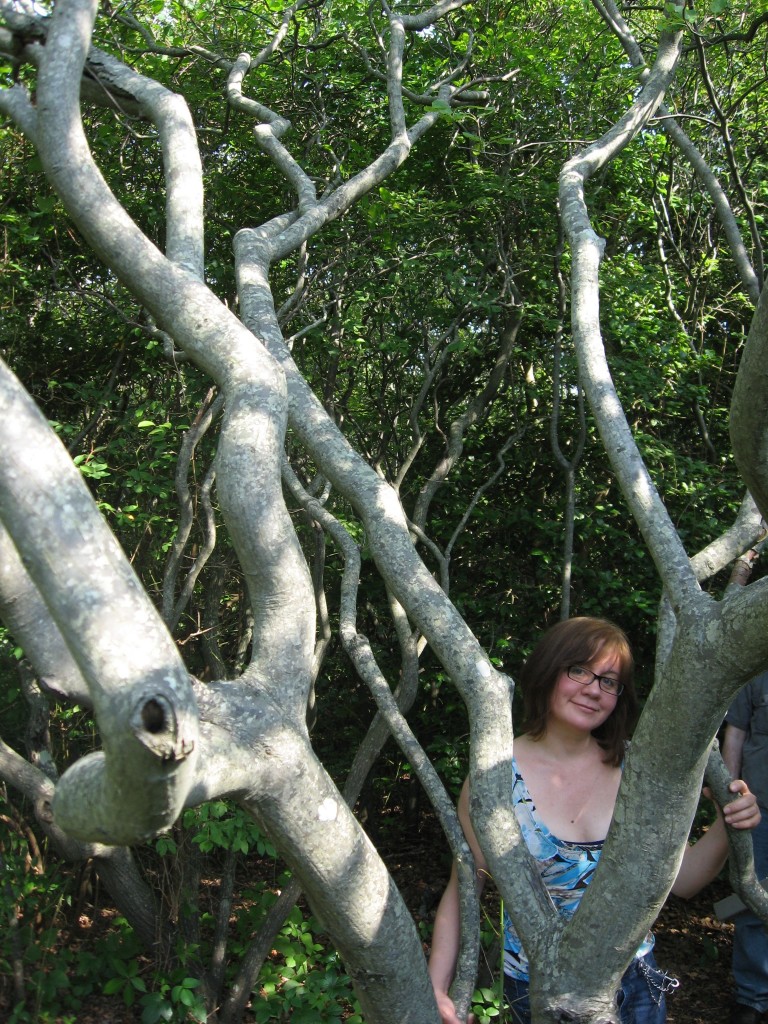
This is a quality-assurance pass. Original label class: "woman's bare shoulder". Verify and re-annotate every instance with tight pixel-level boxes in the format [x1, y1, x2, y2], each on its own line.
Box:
[512, 735, 548, 780]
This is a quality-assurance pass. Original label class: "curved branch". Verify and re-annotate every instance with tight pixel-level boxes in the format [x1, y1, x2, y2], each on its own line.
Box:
[0, 357, 199, 845]
[550, 227, 586, 620]
[0, 736, 169, 952]
[285, 465, 482, 1019]
[0, 2, 208, 276]
[693, 33, 764, 285]
[731, 281, 768, 520]
[412, 308, 523, 531]
[0, 80, 38, 140]
[591, 0, 761, 305]
[559, 28, 698, 608]
[26, 0, 315, 717]
[162, 391, 224, 632]
[83, 46, 205, 276]
[706, 742, 768, 925]
[232, 3, 466, 263]
[399, 0, 470, 31]
[0, 522, 91, 705]
[690, 493, 766, 583]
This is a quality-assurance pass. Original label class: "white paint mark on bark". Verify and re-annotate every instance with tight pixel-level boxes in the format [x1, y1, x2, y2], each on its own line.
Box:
[318, 798, 338, 821]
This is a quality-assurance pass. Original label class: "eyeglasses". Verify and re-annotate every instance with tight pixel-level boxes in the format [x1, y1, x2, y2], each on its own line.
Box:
[567, 665, 624, 696]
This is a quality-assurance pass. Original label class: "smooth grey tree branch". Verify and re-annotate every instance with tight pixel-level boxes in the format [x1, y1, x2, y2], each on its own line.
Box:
[731, 281, 768, 520]
[0, 357, 199, 845]
[162, 391, 224, 632]
[0, 521, 91, 705]
[706, 742, 768, 925]
[559, 28, 696, 610]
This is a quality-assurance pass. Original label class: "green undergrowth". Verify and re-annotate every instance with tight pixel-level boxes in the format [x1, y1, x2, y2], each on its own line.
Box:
[0, 792, 508, 1023]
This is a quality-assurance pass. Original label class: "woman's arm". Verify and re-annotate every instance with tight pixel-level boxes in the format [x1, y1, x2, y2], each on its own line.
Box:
[428, 779, 488, 1024]
[671, 779, 760, 899]
[428, 862, 467, 1024]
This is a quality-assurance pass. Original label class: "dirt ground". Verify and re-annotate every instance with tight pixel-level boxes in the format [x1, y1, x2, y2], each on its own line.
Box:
[654, 879, 738, 1023]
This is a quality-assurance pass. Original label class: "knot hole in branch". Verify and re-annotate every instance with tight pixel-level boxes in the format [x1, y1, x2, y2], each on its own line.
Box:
[141, 698, 166, 734]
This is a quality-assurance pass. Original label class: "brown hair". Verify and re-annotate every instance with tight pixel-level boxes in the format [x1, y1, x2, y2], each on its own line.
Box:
[520, 617, 638, 765]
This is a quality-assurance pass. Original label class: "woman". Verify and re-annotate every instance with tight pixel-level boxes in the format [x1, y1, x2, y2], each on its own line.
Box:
[428, 617, 760, 1024]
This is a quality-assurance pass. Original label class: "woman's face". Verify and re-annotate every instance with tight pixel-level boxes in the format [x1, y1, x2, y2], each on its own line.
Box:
[548, 649, 621, 733]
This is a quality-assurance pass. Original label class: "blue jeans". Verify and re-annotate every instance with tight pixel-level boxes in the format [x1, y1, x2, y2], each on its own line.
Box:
[503, 951, 674, 1024]
[733, 812, 768, 1012]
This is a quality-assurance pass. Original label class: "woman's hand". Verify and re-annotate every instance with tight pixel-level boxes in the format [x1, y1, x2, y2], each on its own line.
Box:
[722, 779, 761, 830]
[434, 991, 475, 1024]
[674, 779, 761, 898]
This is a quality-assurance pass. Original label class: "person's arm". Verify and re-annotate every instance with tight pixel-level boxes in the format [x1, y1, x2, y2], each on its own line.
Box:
[428, 779, 488, 1024]
[428, 862, 468, 1024]
[721, 722, 747, 780]
[671, 778, 760, 899]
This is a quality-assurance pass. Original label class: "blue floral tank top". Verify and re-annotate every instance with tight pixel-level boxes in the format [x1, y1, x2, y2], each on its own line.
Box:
[503, 757, 654, 980]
